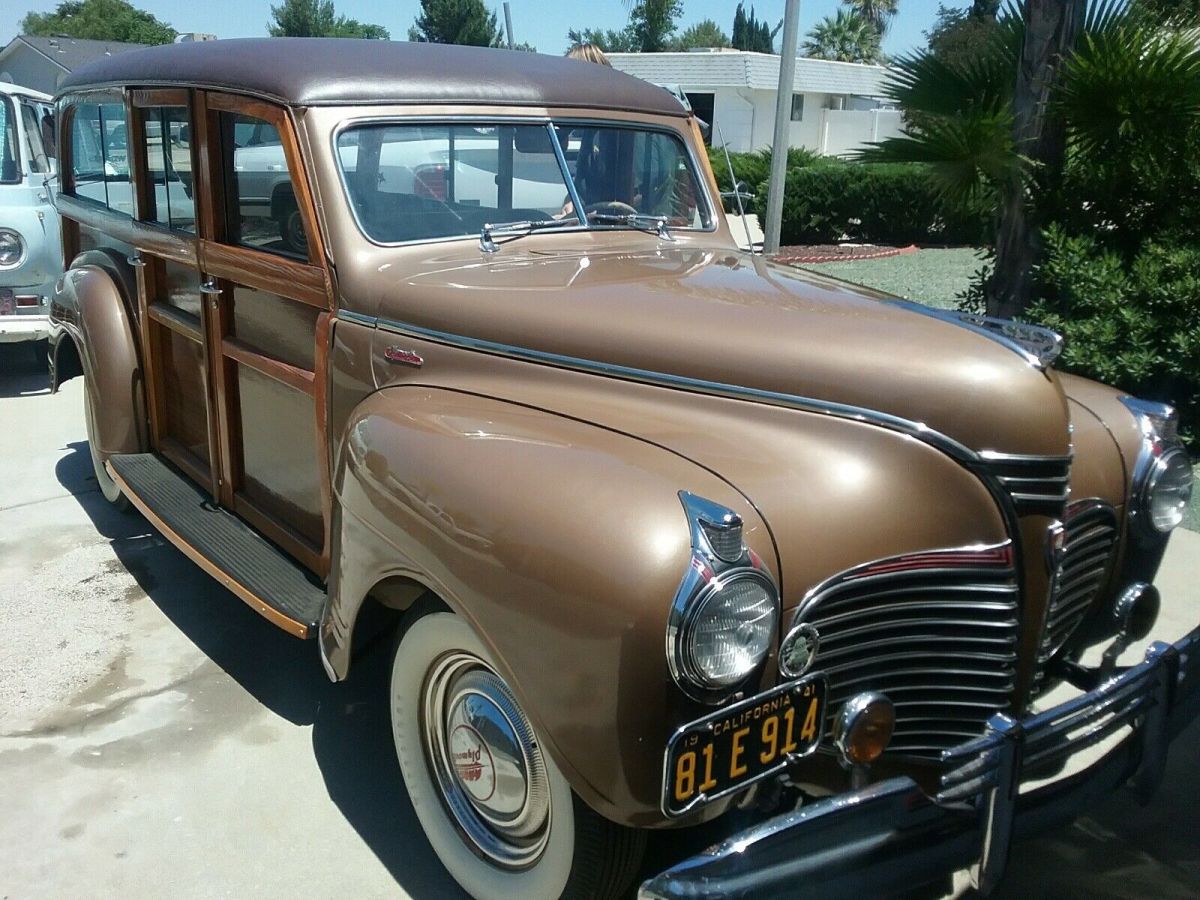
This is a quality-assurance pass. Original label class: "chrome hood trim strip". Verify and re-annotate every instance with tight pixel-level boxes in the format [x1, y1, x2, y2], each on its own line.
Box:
[342, 308, 980, 463]
[884, 300, 1064, 370]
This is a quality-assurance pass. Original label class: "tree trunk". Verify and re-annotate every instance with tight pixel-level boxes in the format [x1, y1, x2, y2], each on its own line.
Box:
[986, 0, 1085, 319]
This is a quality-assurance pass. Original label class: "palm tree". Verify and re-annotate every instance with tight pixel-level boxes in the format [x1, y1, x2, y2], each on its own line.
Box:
[803, 10, 883, 63]
[861, 0, 1200, 317]
[843, 0, 899, 35]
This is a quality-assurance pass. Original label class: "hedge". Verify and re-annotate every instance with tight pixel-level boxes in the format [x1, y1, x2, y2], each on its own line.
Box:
[746, 161, 990, 246]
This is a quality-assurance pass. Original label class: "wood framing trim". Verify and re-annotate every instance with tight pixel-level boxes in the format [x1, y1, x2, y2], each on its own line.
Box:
[147, 302, 203, 343]
[56, 194, 198, 267]
[202, 91, 327, 268]
[159, 437, 211, 491]
[199, 240, 327, 308]
[233, 494, 324, 575]
[314, 311, 333, 577]
[106, 460, 311, 638]
[130, 88, 189, 108]
[223, 335, 316, 396]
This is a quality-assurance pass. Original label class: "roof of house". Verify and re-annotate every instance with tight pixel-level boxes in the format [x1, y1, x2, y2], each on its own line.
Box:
[4, 35, 151, 73]
[607, 50, 892, 98]
[59, 38, 690, 116]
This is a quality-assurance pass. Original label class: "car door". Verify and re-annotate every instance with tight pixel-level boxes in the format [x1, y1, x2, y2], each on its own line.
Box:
[127, 89, 333, 577]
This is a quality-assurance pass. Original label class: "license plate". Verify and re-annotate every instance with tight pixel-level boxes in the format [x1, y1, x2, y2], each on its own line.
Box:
[663, 675, 827, 816]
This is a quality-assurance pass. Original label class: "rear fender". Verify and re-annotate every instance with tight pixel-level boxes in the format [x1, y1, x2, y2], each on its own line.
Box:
[52, 251, 146, 458]
[322, 385, 776, 826]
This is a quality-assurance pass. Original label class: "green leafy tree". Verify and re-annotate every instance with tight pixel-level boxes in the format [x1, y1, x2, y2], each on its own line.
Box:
[1136, 0, 1200, 22]
[565, 26, 639, 52]
[670, 19, 731, 50]
[864, 1, 1200, 317]
[925, 3, 1002, 69]
[803, 10, 884, 63]
[408, 0, 503, 46]
[268, 0, 388, 38]
[842, 0, 899, 35]
[732, 3, 778, 52]
[21, 0, 175, 44]
[630, 0, 683, 52]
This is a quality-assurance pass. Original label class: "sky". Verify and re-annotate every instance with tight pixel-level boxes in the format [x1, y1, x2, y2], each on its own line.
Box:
[2, 0, 953, 57]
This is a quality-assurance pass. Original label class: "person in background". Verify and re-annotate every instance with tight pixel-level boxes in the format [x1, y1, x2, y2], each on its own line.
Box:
[565, 43, 611, 67]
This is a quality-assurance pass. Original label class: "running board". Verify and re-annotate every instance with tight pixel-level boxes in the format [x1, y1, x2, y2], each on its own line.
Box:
[106, 453, 326, 638]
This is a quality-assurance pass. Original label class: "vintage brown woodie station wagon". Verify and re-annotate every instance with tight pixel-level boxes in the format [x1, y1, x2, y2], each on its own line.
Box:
[47, 38, 1200, 899]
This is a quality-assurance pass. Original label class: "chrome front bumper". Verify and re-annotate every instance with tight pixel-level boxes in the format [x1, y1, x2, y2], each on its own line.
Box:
[640, 626, 1200, 899]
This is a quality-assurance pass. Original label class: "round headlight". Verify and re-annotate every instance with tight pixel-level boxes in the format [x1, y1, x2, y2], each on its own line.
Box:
[682, 572, 778, 689]
[0, 229, 24, 268]
[1144, 447, 1193, 533]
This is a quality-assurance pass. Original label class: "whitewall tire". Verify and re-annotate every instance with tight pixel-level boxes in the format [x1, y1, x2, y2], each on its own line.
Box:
[390, 610, 644, 900]
[83, 380, 129, 510]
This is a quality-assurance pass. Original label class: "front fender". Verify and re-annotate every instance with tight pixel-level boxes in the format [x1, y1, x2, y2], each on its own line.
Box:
[51, 255, 145, 458]
[322, 386, 777, 826]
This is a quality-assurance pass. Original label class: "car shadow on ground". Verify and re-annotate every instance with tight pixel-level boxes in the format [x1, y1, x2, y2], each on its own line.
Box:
[55, 440, 466, 899]
[0, 342, 51, 399]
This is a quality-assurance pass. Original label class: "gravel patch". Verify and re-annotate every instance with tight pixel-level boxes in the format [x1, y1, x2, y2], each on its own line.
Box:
[0, 541, 136, 731]
[798, 247, 987, 310]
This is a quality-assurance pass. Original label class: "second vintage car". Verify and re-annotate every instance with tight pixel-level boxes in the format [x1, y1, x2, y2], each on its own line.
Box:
[49, 39, 1199, 899]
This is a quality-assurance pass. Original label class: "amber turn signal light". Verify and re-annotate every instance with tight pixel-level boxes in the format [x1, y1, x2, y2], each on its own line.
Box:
[833, 692, 895, 768]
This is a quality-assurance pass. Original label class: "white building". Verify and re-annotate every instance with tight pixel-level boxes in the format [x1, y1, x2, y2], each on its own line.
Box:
[607, 49, 904, 157]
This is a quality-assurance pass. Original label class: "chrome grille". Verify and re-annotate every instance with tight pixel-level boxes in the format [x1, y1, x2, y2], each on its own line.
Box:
[980, 453, 1072, 517]
[793, 545, 1018, 758]
[1034, 500, 1119, 683]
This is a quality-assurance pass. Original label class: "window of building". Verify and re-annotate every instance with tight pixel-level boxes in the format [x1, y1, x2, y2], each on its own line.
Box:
[790, 94, 805, 122]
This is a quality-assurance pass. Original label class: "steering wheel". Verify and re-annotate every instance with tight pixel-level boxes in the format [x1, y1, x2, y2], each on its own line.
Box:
[585, 201, 638, 218]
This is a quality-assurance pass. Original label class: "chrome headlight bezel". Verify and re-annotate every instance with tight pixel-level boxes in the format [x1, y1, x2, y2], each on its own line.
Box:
[1121, 396, 1192, 538]
[667, 492, 780, 705]
[0, 228, 25, 269]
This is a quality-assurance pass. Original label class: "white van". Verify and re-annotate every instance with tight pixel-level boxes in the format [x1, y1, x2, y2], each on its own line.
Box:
[0, 81, 61, 348]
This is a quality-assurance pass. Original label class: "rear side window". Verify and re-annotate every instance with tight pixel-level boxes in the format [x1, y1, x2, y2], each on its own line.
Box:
[139, 105, 196, 232]
[69, 100, 133, 215]
[217, 110, 306, 259]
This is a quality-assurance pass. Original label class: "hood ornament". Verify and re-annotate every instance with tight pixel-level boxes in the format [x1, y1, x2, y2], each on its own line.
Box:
[884, 300, 1064, 370]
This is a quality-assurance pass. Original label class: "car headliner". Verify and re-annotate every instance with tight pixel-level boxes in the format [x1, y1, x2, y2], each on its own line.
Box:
[58, 38, 689, 117]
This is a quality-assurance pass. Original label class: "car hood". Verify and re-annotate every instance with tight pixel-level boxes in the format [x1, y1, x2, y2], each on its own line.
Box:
[381, 245, 1071, 458]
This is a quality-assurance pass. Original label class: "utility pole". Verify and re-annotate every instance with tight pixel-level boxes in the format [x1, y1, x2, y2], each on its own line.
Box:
[503, 2, 515, 49]
[763, 0, 801, 256]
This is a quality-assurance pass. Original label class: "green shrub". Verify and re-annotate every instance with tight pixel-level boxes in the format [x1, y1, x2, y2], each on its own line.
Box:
[749, 161, 989, 246]
[1027, 225, 1200, 443]
[706, 146, 819, 211]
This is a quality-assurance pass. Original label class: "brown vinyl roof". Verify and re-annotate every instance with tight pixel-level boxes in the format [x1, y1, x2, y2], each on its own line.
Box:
[58, 38, 688, 117]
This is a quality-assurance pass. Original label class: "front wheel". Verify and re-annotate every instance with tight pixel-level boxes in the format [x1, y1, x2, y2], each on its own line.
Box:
[390, 611, 645, 899]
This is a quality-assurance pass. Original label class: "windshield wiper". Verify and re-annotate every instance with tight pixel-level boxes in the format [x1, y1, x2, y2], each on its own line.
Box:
[587, 212, 676, 242]
[480, 218, 578, 253]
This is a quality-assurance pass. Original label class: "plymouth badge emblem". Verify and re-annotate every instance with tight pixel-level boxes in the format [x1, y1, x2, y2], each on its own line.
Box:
[779, 623, 820, 678]
[384, 346, 424, 367]
[450, 723, 496, 802]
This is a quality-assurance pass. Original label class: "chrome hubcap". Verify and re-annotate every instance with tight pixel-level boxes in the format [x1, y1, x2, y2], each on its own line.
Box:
[422, 652, 551, 869]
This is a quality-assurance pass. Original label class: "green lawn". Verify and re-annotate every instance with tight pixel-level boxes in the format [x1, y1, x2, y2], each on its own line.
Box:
[799, 247, 988, 310]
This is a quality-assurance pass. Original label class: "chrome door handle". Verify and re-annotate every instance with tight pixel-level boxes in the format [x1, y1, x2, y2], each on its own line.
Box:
[127, 253, 146, 268]
[199, 279, 222, 296]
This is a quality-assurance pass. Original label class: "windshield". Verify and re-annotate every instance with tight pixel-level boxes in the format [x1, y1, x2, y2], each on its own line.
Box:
[335, 119, 710, 245]
[0, 96, 19, 184]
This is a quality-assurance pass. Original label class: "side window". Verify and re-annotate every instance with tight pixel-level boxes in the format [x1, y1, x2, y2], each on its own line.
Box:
[0, 97, 18, 184]
[139, 106, 196, 232]
[19, 102, 49, 174]
[68, 99, 133, 214]
[217, 110, 305, 259]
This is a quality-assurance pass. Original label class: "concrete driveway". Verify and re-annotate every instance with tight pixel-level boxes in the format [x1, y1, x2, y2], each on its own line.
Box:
[1, 341, 1197, 899]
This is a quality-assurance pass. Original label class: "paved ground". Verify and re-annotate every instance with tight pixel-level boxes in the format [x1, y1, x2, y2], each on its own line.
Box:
[1, 340, 1197, 899]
